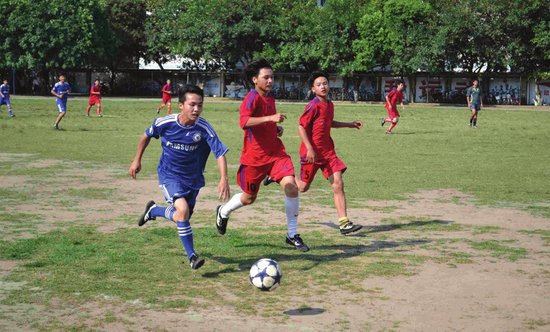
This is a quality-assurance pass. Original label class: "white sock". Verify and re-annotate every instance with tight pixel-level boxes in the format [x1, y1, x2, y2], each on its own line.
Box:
[220, 193, 244, 217]
[285, 196, 299, 238]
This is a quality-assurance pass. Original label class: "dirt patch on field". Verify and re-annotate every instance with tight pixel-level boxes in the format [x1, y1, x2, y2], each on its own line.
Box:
[1, 156, 549, 331]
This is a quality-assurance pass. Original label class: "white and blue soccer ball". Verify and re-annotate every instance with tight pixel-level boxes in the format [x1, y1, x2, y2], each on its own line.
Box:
[249, 258, 282, 291]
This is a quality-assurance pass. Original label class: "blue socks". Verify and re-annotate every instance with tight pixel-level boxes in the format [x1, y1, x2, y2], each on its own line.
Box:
[150, 205, 175, 221]
[147, 205, 194, 259]
[176, 221, 195, 259]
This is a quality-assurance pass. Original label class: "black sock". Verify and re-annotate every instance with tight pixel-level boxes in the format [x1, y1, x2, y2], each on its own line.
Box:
[473, 119, 477, 126]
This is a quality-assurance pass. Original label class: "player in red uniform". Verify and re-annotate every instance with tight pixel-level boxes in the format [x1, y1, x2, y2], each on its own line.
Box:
[380, 79, 405, 134]
[85, 79, 102, 117]
[215, 59, 309, 252]
[297, 72, 363, 235]
[156, 79, 173, 114]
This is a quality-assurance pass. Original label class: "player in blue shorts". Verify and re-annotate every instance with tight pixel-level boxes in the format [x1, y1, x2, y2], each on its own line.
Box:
[466, 79, 483, 128]
[129, 84, 230, 270]
[0, 79, 15, 117]
[50, 74, 71, 130]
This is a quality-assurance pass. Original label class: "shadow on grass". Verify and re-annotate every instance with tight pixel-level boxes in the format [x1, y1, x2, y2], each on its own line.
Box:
[202, 238, 429, 278]
[317, 219, 454, 237]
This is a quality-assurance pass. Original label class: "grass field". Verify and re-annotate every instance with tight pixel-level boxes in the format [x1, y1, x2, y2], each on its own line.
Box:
[0, 96, 549, 331]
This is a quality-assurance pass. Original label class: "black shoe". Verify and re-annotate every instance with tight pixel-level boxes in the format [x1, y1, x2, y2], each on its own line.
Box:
[263, 176, 274, 186]
[216, 205, 229, 235]
[189, 254, 205, 270]
[286, 234, 310, 252]
[380, 118, 385, 127]
[156, 108, 160, 114]
[9, 113, 15, 117]
[138, 200, 156, 226]
[340, 221, 363, 235]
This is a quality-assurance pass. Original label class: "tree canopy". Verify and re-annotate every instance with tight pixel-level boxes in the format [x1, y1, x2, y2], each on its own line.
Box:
[0, 0, 548, 76]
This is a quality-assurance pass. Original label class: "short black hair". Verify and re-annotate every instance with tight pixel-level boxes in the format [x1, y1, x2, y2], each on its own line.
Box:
[243, 59, 272, 84]
[394, 78, 405, 85]
[308, 71, 328, 87]
[94, 78, 100, 82]
[178, 84, 204, 103]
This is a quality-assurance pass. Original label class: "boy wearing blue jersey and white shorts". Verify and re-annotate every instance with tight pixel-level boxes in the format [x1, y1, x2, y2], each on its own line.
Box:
[0, 79, 15, 117]
[129, 84, 230, 270]
[51, 75, 71, 130]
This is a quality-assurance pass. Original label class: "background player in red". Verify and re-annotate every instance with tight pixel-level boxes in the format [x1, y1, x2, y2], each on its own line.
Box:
[156, 79, 173, 114]
[380, 79, 405, 134]
[85, 79, 102, 117]
[297, 72, 363, 235]
[215, 59, 309, 252]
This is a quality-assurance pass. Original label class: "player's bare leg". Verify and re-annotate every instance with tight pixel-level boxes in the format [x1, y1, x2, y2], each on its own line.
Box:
[85, 104, 92, 116]
[329, 171, 362, 235]
[167, 102, 172, 114]
[54, 112, 65, 129]
[470, 110, 478, 128]
[156, 103, 166, 114]
[96, 102, 102, 117]
[329, 171, 347, 219]
[296, 177, 311, 193]
[386, 116, 399, 134]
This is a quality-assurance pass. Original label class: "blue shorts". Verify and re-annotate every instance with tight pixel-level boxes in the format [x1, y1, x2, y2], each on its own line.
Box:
[159, 180, 199, 216]
[470, 103, 480, 111]
[56, 100, 67, 113]
[0, 97, 10, 105]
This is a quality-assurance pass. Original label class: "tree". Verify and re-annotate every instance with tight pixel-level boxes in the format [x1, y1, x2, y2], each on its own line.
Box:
[99, 0, 148, 89]
[0, 0, 103, 86]
[352, 0, 436, 75]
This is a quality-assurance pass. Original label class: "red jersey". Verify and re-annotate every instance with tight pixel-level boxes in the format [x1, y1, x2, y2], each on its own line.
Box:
[162, 84, 171, 98]
[239, 89, 287, 166]
[385, 88, 403, 112]
[299, 97, 336, 161]
[89, 84, 101, 96]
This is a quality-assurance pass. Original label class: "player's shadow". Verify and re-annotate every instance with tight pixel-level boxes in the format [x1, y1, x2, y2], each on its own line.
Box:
[283, 307, 325, 316]
[317, 219, 454, 237]
[202, 238, 429, 278]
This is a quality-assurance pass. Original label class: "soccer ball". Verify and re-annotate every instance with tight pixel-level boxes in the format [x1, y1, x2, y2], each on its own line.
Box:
[249, 258, 282, 291]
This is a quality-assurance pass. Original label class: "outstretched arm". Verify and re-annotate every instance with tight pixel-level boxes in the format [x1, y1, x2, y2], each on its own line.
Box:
[332, 120, 362, 129]
[129, 134, 151, 179]
[216, 155, 230, 201]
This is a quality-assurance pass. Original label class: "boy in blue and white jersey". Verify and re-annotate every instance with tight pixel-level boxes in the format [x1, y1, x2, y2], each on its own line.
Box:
[0, 79, 15, 117]
[129, 84, 230, 270]
[51, 74, 71, 130]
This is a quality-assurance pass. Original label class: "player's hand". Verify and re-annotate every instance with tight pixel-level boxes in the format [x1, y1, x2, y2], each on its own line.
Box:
[306, 148, 316, 164]
[218, 178, 230, 201]
[276, 125, 284, 137]
[352, 121, 363, 129]
[271, 113, 287, 123]
[129, 160, 141, 179]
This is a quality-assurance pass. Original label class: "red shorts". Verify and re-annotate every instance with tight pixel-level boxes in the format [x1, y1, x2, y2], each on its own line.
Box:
[300, 155, 346, 184]
[89, 96, 100, 105]
[387, 109, 400, 119]
[237, 155, 295, 194]
[162, 95, 172, 104]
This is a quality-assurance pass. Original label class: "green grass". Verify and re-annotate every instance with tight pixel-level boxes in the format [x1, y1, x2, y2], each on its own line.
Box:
[0, 96, 548, 328]
[2, 96, 549, 212]
[469, 240, 527, 261]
